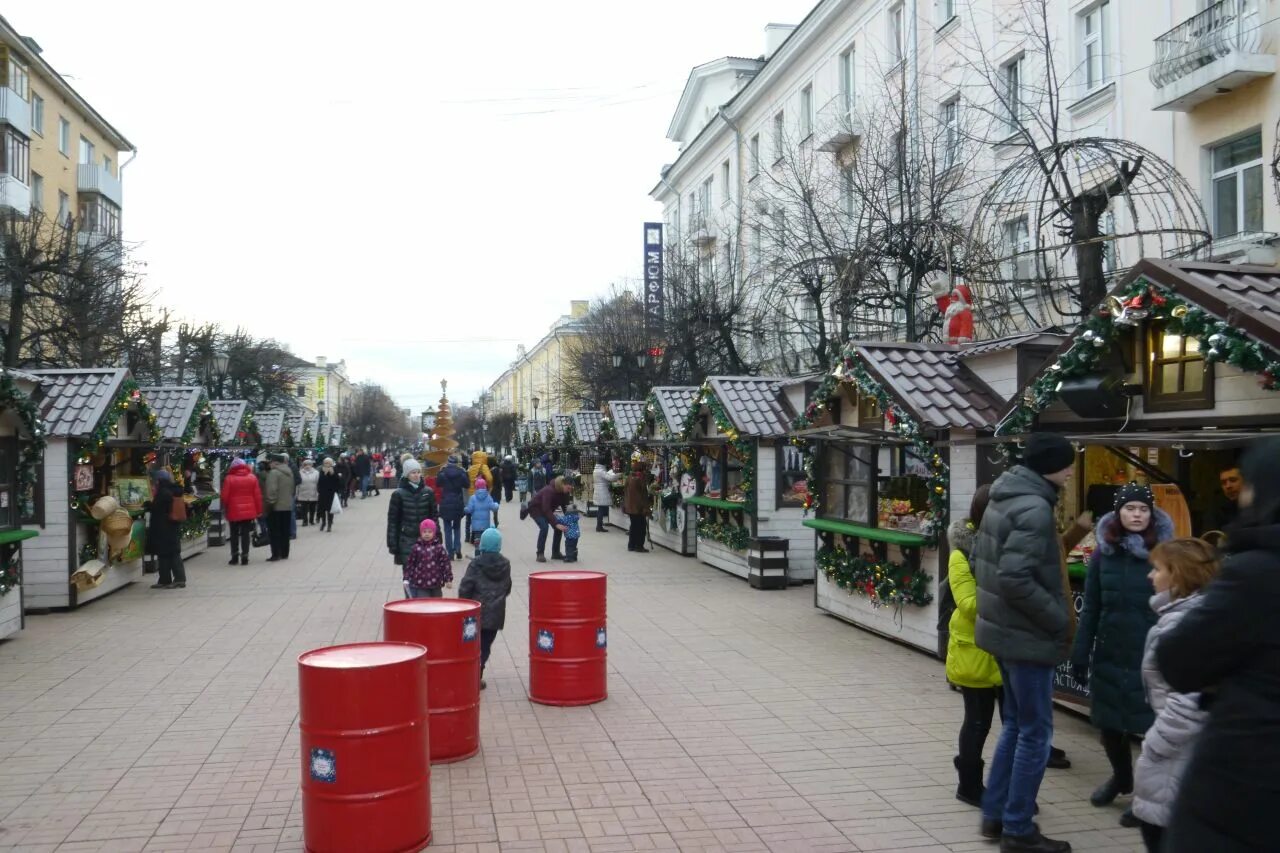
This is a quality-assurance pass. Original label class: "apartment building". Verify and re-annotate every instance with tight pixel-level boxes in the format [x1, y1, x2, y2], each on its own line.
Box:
[488, 301, 591, 420]
[294, 357, 353, 424]
[0, 16, 133, 241]
[653, 0, 1280, 356]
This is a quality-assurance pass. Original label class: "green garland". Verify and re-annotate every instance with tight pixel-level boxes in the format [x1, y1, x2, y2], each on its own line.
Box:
[678, 383, 756, 513]
[560, 419, 578, 448]
[0, 373, 46, 516]
[817, 544, 933, 608]
[0, 551, 19, 597]
[696, 518, 750, 551]
[998, 279, 1280, 448]
[180, 501, 210, 541]
[301, 427, 314, 447]
[177, 391, 220, 446]
[599, 416, 618, 442]
[79, 540, 99, 565]
[77, 378, 162, 460]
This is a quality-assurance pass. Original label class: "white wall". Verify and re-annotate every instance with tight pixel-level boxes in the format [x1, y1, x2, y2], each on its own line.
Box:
[24, 442, 71, 609]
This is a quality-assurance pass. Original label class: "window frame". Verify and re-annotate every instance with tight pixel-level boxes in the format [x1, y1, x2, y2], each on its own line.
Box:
[799, 84, 814, 140]
[1080, 1, 1110, 91]
[889, 3, 905, 66]
[1002, 55, 1025, 135]
[841, 164, 855, 218]
[749, 133, 761, 178]
[839, 46, 856, 113]
[58, 116, 70, 157]
[941, 97, 960, 171]
[1, 130, 29, 185]
[30, 93, 43, 136]
[1209, 130, 1264, 239]
[772, 111, 785, 164]
[1003, 216, 1035, 297]
[79, 136, 95, 166]
[30, 171, 41, 212]
[6, 58, 28, 101]
[57, 190, 69, 226]
[937, 0, 956, 26]
[1144, 322, 1215, 412]
[699, 176, 713, 224]
[720, 160, 731, 206]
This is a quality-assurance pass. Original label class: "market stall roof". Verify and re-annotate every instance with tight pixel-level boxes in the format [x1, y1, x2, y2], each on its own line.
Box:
[1132, 258, 1280, 351]
[138, 386, 207, 443]
[705, 376, 792, 438]
[28, 368, 131, 438]
[958, 329, 1068, 360]
[210, 400, 249, 441]
[551, 413, 574, 443]
[523, 419, 548, 443]
[606, 401, 645, 441]
[573, 411, 603, 444]
[329, 425, 344, 446]
[253, 411, 286, 446]
[284, 410, 305, 442]
[650, 386, 699, 434]
[851, 342, 1004, 431]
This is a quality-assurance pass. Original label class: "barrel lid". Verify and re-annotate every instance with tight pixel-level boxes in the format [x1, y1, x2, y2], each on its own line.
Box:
[384, 598, 481, 614]
[298, 641, 426, 669]
[530, 571, 607, 582]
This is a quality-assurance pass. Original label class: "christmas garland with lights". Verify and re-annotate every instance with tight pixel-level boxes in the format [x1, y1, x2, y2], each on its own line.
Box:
[301, 427, 314, 447]
[817, 544, 933, 608]
[177, 391, 220, 447]
[0, 373, 46, 515]
[998, 279, 1280, 446]
[0, 551, 20, 597]
[77, 379, 162, 460]
[560, 419, 578, 448]
[678, 383, 756, 513]
[599, 416, 618, 442]
[696, 518, 750, 551]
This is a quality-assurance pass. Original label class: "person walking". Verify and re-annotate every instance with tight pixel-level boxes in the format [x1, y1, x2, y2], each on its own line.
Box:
[529, 475, 571, 562]
[486, 455, 503, 523]
[146, 469, 187, 589]
[297, 457, 320, 527]
[402, 518, 452, 598]
[1130, 538, 1219, 853]
[501, 455, 518, 503]
[380, 459, 395, 492]
[264, 455, 295, 561]
[221, 457, 262, 565]
[436, 455, 470, 560]
[387, 459, 438, 566]
[316, 457, 342, 532]
[336, 455, 353, 508]
[355, 449, 372, 499]
[623, 459, 651, 553]
[592, 456, 620, 532]
[464, 478, 499, 553]
[971, 432, 1077, 853]
[1156, 436, 1280, 853]
[459, 527, 512, 690]
[255, 459, 272, 541]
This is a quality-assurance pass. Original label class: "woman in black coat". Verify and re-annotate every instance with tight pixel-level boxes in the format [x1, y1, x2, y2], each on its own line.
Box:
[316, 457, 342, 531]
[386, 459, 437, 565]
[145, 470, 186, 589]
[1157, 437, 1280, 852]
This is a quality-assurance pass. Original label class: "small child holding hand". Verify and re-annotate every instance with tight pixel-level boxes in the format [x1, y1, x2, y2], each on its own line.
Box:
[403, 519, 453, 598]
[555, 502, 583, 563]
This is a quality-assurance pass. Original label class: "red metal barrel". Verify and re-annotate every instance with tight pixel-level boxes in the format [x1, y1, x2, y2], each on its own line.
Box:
[383, 598, 482, 763]
[298, 642, 430, 853]
[528, 570, 607, 706]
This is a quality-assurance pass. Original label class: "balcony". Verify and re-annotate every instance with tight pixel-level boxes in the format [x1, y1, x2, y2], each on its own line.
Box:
[76, 229, 123, 265]
[0, 88, 31, 137]
[689, 216, 716, 247]
[0, 176, 29, 214]
[77, 163, 123, 207]
[815, 95, 863, 153]
[1151, 0, 1275, 111]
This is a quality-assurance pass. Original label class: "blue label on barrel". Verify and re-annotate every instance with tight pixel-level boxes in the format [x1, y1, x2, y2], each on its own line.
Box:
[309, 748, 336, 783]
[536, 629, 555, 653]
[596, 627, 607, 648]
[462, 615, 477, 641]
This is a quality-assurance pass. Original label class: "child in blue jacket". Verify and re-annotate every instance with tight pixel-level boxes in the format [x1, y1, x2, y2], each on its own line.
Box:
[464, 478, 500, 553]
[555, 502, 583, 563]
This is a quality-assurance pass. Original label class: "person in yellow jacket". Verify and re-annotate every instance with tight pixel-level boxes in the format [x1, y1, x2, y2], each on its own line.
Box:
[466, 450, 494, 544]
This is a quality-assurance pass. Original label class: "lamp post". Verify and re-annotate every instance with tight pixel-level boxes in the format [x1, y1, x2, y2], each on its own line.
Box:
[205, 347, 230, 398]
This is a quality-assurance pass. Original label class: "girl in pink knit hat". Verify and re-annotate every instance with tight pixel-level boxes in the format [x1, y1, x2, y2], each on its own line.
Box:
[403, 518, 453, 598]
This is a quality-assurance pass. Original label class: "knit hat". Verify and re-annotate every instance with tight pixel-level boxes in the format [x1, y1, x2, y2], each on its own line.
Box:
[230, 458, 247, 470]
[475, 478, 486, 490]
[419, 518, 437, 537]
[1241, 435, 1280, 525]
[1022, 432, 1075, 477]
[402, 459, 422, 477]
[479, 527, 502, 553]
[153, 468, 172, 482]
[1114, 482, 1155, 513]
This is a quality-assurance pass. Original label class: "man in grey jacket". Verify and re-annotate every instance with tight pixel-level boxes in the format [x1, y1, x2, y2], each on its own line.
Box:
[972, 432, 1075, 853]
[264, 454, 295, 562]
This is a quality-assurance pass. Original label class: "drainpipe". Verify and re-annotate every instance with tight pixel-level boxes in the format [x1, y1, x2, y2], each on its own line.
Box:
[117, 148, 137, 234]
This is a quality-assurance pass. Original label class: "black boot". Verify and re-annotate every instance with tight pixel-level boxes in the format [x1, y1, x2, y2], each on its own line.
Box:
[954, 756, 985, 808]
[1090, 776, 1133, 807]
[1000, 827, 1071, 853]
[1092, 731, 1134, 806]
[1046, 745, 1070, 769]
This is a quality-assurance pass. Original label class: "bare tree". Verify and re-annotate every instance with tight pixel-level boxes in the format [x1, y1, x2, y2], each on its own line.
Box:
[561, 286, 663, 410]
[345, 382, 410, 448]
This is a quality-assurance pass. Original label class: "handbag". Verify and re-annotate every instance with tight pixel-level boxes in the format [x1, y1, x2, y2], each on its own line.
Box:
[169, 496, 188, 522]
[331, 494, 343, 516]
[252, 528, 269, 548]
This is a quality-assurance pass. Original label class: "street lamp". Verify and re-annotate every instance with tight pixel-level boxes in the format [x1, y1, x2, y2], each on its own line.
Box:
[532, 395, 540, 423]
[205, 347, 230, 398]
[611, 352, 623, 369]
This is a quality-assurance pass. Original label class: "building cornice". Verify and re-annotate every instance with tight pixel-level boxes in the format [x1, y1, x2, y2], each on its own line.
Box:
[667, 57, 765, 143]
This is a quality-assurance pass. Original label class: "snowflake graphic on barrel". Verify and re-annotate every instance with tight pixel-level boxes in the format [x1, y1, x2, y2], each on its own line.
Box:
[536, 629, 555, 653]
[596, 627, 607, 649]
[309, 748, 336, 783]
[462, 616, 477, 642]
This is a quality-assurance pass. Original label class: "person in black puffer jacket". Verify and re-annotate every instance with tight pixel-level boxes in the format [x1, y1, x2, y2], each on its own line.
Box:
[1157, 436, 1280, 853]
[387, 459, 437, 565]
[459, 527, 512, 690]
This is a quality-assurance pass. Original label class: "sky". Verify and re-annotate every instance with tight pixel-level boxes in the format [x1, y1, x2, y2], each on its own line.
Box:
[10, 0, 820, 415]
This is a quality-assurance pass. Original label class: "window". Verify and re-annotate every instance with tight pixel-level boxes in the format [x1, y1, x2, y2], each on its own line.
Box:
[773, 111, 785, 163]
[1081, 2, 1110, 90]
[296, 385, 308, 398]
[773, 208, 787, 251]
[699, 177, 712, 222]
[78, 197, 120, 236]
[6, 57, 27, 101]
[30, 172, 41, 211]
[720, 160, 731, 205]
[937, 0, 956, 25]
[749, 133, 760, 177]
[800, 84, 814, 139]
[1210, 131, 1263, 238]
[942, 98, 960, 169]
[30, 93, 43, 136]
[79, 137, 95, 166]
[1003, 216, 1034, 292]
[687, 192, 697, 228]
[1145, 323, 1213, 412]
[749, 225, 762, 269]
[103, 155, 112, 175]
[839, 47, 856, 112]
[57, 190, 69, 225]
[841, 165, 855, 218]
[0, 130, 28, 184]
[1002, 56, 1024, 133]
[889, 3, 905, 66]
[58, 117, 69, 156]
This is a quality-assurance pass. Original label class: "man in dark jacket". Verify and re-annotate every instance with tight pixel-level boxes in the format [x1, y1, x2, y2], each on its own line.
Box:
[529, 476, 571, 562]
[146, 470, 187, 589]
[354, 450, 372, 498]
[500, 456, 518, 503]
[1157, 436, 1280, 852]
[436, 455, 471, 560]
[972, 432, 1076, 853]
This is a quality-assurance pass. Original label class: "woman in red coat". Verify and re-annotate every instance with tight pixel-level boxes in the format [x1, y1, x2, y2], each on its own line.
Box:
[221, 458, 263, 565]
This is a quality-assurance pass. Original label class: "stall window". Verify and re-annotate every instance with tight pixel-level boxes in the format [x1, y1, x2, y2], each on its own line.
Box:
[857, 393, 883, 429]
[829, 446, 874, 525]
[777, 444, 808, 508]
[17, 440, 40, 526]
[1145, 323, 1214, 412]
[0, 439, 14, 530]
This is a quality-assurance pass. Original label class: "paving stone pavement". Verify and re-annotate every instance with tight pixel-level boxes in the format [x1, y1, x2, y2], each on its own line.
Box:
[0, 497, 1145, 852]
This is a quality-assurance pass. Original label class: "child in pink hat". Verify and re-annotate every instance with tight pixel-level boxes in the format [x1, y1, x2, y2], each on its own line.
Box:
[403, 518, 452, 598]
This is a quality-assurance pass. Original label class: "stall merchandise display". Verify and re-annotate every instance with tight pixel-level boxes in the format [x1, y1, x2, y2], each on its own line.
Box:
[0, 373, 46, 515]
[817, 545, 933, 609]
[0, 550, 20, 597]
[678, 383, 755, 512]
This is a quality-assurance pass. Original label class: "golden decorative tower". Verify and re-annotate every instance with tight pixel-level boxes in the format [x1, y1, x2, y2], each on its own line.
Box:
[423, 379, 458, 478]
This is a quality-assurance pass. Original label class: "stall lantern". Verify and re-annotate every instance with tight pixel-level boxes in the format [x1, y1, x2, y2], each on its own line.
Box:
[640, 387, 700, 556]
[23, 369, 162, 610]
[601, 401, 645, 519]
[140, 386, 223, 561]
[994, 259, 1280, 707]
[0, 370, 45, 638]
[675, 377, 813, 585]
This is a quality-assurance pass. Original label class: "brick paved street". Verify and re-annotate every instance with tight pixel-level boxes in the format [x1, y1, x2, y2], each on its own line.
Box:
[0, 498, 1144, 852]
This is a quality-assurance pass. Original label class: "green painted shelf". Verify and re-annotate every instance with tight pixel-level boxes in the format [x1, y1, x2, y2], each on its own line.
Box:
[803, 518, 929, 548]
[0, 529, 38, 545]
[684, 496, 751, 512]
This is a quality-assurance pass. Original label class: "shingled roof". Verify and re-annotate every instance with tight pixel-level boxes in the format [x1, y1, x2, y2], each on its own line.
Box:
[851, 342, 1004, 430]
[210, 400, 248, 443]
[606, 401, 645, 441]
[704, 377, 791, 438]
[139, 386, 206, 443]
[1128, 258, 1280, 352]
[253, 410, 286, 445]
[650, 386, 699, 435]
[551, 413, 575, 443]
[524, 420, 549, 443]
[573, 411, 603, 443]
[959, 329, 1068, 360]
[28, 368, 129, 438]
[284, 411, 305, 442]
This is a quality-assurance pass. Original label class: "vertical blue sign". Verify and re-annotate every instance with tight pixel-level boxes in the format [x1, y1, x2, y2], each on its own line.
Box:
[643, 223, 663, 334]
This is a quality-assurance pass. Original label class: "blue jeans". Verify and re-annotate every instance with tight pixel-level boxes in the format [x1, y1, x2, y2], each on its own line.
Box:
[442, 517, 462, 555]
[407, 585, 442, 599]
[534, 515, 562, 557]
[982, 661, 1054, 837]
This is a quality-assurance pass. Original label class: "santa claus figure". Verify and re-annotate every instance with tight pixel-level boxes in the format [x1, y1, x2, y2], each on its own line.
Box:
[945, 283, 975, 345]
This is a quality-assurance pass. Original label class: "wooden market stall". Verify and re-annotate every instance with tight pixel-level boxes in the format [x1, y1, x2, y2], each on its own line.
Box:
[23, 369, 162, 610]
[601, 400, 644, 530]
[995, 259, 1280, 706]
[139, 386, 222, 561]
[252, 410, 286, 450]
[790, 344, 1004, 651]
[0, 370, 45, 637]
[572, 411, 605, 515]
[678, 377, 816, 587]
[640, 387, 700, 556]
[283, 411, 306, 449]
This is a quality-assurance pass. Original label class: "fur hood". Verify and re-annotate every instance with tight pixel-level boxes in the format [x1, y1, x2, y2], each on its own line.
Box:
[1096, 508, 1175, 559]
[949, 518, 977, 556]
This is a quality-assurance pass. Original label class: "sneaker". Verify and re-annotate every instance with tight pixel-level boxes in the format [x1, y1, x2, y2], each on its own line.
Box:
[536, 555, 547, 563]
[150, 582, 172, 589]
[1000, 828, 1071, 853]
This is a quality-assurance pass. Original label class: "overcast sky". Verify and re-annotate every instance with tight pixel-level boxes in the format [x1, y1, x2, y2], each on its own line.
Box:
[11, 0, 818, 413]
